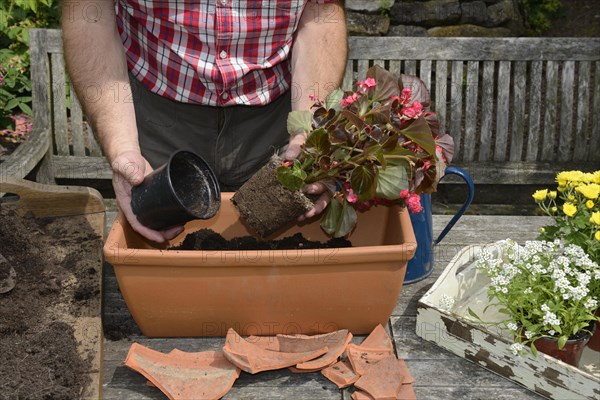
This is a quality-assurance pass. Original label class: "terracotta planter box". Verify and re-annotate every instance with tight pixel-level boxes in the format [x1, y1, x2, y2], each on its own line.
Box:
[103, 193, 416, 337]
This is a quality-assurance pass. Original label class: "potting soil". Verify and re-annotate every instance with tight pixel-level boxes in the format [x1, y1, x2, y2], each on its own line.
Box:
[0, 205, 100, 399]
[173, 229, 352, 251]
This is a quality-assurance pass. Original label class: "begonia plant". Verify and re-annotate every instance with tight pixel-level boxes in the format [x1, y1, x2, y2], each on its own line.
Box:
[278, 65, 453, 237]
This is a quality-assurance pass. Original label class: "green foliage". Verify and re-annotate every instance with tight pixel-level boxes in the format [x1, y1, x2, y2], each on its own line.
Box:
[518, 0, 563, 34]
[0, 0, 60, 129]
[378, 0, 392, 17]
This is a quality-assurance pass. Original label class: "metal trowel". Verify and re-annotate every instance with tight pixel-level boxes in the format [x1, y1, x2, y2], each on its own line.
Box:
[0, 253, 16, 293]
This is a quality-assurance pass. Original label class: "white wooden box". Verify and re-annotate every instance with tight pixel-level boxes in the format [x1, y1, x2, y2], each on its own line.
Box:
[416, 244, 600, 400]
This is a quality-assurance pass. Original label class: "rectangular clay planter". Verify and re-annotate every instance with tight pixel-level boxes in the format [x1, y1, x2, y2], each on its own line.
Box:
[104, 193, 416, 337]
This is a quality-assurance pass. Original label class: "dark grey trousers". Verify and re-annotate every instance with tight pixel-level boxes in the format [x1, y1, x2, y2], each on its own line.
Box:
[129, 75, 291, 191]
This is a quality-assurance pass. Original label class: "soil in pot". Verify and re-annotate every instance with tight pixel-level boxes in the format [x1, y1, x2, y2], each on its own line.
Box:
[0, 205, 101, 399]
[172, 229, 352, 251]
[232, 155, 314, 238]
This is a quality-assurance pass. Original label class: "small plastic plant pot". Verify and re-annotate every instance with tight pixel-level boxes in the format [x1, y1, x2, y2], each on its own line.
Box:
[131, 150, 220, 230]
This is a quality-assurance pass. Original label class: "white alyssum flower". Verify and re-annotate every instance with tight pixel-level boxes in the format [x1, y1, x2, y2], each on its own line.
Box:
[507, 322, 518, 331]
[584, 298, 598, 310]
[524, 331, 534, 340]
[510, 343, 525, 356]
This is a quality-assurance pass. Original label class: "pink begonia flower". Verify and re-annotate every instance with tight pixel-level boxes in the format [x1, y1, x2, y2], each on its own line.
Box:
[399, 88, 412, 106]
[340, 92, 359, 107]
[406, 193, 423, 214]
[309, 94, 319, 102]
[400, 189, 410, 199]
[346, 190, 358, 203]
[422, 160, 431, 171]
[401, 100, 423, 119]
[357, 77, 377, 91]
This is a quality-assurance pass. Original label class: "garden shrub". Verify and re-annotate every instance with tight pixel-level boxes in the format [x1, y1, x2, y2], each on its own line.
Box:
[0, 0, 59, 137]
[518, 0, 564, 34]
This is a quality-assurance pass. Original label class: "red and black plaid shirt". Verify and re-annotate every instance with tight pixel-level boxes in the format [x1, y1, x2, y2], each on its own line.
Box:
[116, 0, 336, 106]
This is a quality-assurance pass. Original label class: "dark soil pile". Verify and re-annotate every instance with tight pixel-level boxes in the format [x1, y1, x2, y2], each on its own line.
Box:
[0, 205, 101, 399]
[174, 229, 352, 251]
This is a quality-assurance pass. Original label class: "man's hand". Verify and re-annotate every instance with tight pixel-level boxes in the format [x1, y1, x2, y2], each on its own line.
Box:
[112, 150, 183, 242]
[285, 132, 332, 222]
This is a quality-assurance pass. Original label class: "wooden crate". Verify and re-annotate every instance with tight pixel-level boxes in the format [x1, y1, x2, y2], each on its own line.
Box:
[0, 178, 105, 399]
[416, 244, 600, 400]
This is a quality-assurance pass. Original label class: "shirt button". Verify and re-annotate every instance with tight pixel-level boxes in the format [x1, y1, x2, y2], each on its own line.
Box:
[219, 50, 228, 59]
[220, 0, 227, 5]
[221, 92, 229, 100]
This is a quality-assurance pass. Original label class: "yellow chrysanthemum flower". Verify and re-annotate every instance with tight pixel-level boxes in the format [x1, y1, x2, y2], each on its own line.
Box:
[539, 227, 545, 234]
[548, 191, 557, 200]
[592, 171, 600, 184]
[532, 189, 548, 202]
[551, 206, 558, 213]
[556, 170, 584, 186]
[582, 173, 595, 183]
[591, 212, 600, 225]
[596, 231, 600, 241]
[575, 183, 600, 200]
[563, 203, 577, 217]
[587, 200, 595, 209]
[568, 194, 576, 201]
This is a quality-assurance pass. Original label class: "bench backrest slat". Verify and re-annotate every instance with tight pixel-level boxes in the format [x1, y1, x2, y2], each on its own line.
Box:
[50, 53, 69, 156]
[464, 61, 479, 162]
[69, 81, 86, 157]
[592, 63, 600, 159]
[526, 61, 543, 162]
[510, 61, 527, 162]
[450, 61, 463, 157]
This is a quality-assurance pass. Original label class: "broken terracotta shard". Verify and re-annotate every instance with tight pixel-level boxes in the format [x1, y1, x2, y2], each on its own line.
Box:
[351, 390, 375, 400]
[397, 359, 415, 385]
[354, 354, 405, 400]
[360, 324, 393, 352]
[222, 328, 328, 374]
[397, 383, 417, 400]
[346, 343, 394, 376]
[321, 358, 360, 389]
[247, 330, 352, 371]
[124, 343, 240, 400]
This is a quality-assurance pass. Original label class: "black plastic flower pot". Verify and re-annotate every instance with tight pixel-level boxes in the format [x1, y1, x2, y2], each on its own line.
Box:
[131, 150, 221, 231]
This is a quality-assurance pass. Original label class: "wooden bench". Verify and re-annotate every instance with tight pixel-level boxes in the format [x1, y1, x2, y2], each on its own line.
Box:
[25, 29, 600, 185]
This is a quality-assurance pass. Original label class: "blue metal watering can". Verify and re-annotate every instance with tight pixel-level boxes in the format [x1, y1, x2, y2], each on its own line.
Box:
[404, 166, 475, 284]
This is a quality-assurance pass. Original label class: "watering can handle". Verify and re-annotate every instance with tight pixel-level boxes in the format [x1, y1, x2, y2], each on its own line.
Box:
[434, 166, 475, 245]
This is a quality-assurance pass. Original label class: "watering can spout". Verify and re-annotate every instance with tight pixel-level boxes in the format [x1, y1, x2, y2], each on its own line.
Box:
[404, 166, 474, 284]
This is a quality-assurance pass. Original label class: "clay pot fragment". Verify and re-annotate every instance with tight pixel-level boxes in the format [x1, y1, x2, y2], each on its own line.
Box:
[322, 358, 360, 388]
[354, 354, 405, 400]
[360, 324, 393, 352]
[124, 343, 240, 400]
[247, 330, 352, 371]
[346, 344, 394, 376]
[222, 328, 328, 374]
[397, 383, 417, 400]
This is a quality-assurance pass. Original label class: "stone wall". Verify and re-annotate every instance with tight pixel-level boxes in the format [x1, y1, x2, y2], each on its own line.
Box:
[345, 0, 525, 37]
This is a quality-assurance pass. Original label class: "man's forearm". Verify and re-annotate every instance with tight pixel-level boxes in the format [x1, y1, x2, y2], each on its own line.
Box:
[291, 1, 348, 111]
[61, 0, 138, 163]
